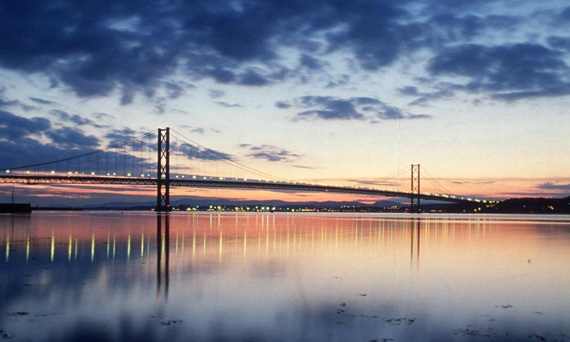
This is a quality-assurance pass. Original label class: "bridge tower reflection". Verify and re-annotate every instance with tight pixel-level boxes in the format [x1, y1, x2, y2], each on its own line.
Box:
[410, 218, 421, 270]
[156, 213, 170, 305]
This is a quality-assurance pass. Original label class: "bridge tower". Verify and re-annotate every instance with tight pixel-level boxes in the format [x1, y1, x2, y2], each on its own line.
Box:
[410, 164, 420, 213]
[156, 127, 170, 211]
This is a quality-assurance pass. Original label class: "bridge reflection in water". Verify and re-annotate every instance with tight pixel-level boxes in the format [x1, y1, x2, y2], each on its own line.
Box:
[156, 213, 170, 304]
[2, 212, 568, 341]
[3, 212, 444, 311]
[153, 213, 427, 301]
[410, 218, 420, 270]
[2, 212, 497, 270]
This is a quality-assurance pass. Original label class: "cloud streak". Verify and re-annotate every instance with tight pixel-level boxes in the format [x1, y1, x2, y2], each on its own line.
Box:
[177, 143, 235, 162]
[537, 182, 570, 191]
[241, 144, 302, 162]
[278, 96, 429, 121]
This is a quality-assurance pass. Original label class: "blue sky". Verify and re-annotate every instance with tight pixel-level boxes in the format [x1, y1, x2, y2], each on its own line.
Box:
[1, 0, 570, 205]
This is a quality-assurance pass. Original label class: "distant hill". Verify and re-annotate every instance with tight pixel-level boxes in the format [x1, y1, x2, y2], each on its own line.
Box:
[45, 195, 570, 214]
[493, 196, 570, 214]
[441, 195, 570, 214]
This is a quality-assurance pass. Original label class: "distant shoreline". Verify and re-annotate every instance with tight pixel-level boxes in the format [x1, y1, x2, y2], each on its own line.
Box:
[0, 203, 32, 214]
[20, 195, 570, 214]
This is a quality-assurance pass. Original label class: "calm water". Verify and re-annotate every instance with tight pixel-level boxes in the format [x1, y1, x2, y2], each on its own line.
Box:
[1, 212, 569, 341]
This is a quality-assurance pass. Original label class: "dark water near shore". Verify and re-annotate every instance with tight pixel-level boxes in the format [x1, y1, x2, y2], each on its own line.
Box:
[1, 212, 570, 341]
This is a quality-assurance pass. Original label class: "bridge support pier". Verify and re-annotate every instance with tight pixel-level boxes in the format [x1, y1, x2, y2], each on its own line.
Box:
[156, 128, 170, 211]
[410, 164, 420, 213]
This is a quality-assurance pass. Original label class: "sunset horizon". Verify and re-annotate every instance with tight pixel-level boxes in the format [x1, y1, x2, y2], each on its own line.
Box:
[1, 0, 569, 206]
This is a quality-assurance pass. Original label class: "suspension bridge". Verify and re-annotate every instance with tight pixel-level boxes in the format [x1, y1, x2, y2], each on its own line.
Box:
[0, 127, 495, 212]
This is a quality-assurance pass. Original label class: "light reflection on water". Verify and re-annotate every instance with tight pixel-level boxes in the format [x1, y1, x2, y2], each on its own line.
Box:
[1, 212, 570, 341]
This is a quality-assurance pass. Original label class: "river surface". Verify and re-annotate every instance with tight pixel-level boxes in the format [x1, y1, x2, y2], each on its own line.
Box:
[1, 211, 570, 341]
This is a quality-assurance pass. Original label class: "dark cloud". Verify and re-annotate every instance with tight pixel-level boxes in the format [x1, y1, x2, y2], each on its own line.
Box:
[296, 96, 365, 120]
[208, 89, 225, 98]
[408, 114, 432, 119]
[412, 13, 522, 55]
[559, 6, 570, 21]
[29, 97, 56, 105]
[105, 128, 139, 147]
[323, 1, 408, 70]
[299, 54, 324, 70]
[400, 86, 420, 96]
[177, 143, 234, 161]
[0, 109, 51, 141]
[0, 1, 180, 102]
[324, 75, 350, 88]
[0, 0, 568, 106]
[449, 180, 495, 185]
[292, 164, 317, 170]
[201, 65, 281, 87]
[206, 68, 237, 84]
[0, 111, 111, 169]
[93, 112, 114, 120]
[215, 102, 241, 108]
[190, 127, 205, 134]
[427, 43, 570, 100]
[0, 98, 20, 108]
[45, 127, 100, 150]
[275, 101, 291, 109]
[0, 110, 153, 175]
[0, 0, 418, 102]
[241, 144, 301, 162]
[164, 82, 185, 100]
[279, 96, 428, 121]
[547, 36, 570, 51]
[237, 69, 270, 86]
[348, 179, 400, 187]
[428, 14, 484, 42]
[0, 137, 65, 169]
[537, 182, 570, 190]
[50, 109, 102, 127]
[0, 140, 143, 175]
[0, 89, 29, 110]
[399, 85, 456, 107]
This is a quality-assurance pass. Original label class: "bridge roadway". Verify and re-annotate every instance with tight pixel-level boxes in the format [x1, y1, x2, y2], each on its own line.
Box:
[0, 174, 488, 204]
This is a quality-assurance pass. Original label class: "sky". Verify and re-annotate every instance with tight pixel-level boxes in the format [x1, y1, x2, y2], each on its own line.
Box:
[1, 0, 570, 206]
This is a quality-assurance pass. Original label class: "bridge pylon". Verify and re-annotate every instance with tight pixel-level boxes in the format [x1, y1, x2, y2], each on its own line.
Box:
[156, 127, 170, 211]
[410, 164, 420, 213]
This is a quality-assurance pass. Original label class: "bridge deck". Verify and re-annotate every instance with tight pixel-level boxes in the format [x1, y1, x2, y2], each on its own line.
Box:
[0, 174, 487, 204]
